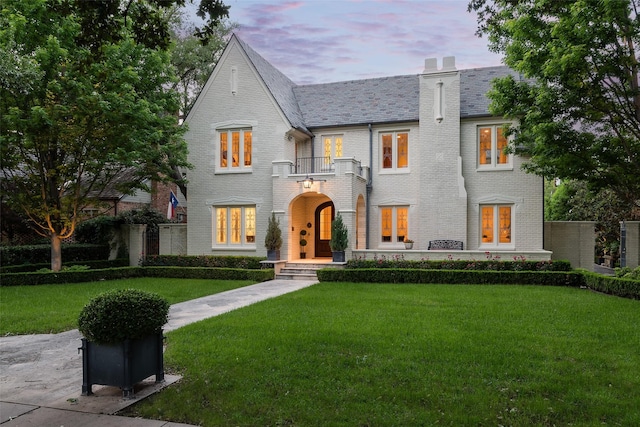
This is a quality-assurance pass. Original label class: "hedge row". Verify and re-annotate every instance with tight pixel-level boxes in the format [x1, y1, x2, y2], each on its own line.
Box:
[582, 271, 640, 300]
[346, 259, 572, 271]
[0, 258, 129, 274]
[0, 266, 274, 287]
[0, 244, 110, 266]
[142, 255, 265, 269]
[317, 268, 584, 287]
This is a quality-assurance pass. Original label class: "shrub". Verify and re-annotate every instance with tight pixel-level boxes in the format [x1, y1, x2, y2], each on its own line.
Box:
[582, 271, 640, 300]
[142, 255, 264, 269]
[0, 266, 274, 287]
[264, 213, 283, 251]
[78, 289, 169, 344]
[346, 258, 571, 272]
[330, 213, 348, 251]
[0, 244, 110, 266]
[317, 268, 584, 288]
[75, 216, 118, 245]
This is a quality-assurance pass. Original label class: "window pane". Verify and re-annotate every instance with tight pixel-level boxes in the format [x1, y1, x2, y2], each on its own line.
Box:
[244, 131, 252, 166]
[231, 131, 240, 167]
[397, 133, 408, 168]
[230, 208, 241, 243]
[320, 207, 332, 240]
[336, 137, 343, 157]
[216, 208, 227, 244]
[245, 207, 255, 243]
[396, 207, 407, 242]
[382, 134, 393, 169]
[499, 206, 511, 243]
[324, 137, 331, 164]
[481, 206, 493, 243]
[497, 128, 508, 164]
[381, 207, 392, 242]
[220, 133, 227, 167]
[479, 127, 492, 165]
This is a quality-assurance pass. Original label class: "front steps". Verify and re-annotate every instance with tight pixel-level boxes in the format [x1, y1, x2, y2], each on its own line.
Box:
[276, 261, 329, 280]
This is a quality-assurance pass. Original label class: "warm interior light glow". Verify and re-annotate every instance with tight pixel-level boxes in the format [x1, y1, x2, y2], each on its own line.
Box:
[303, 177, 313, 189]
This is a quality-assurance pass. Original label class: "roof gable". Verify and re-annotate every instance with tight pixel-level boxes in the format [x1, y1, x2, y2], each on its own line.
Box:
[234, 36, 309, 134]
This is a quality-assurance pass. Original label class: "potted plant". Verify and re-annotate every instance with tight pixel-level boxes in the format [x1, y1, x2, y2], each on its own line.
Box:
[264, 212, 282, 261]
[299, 229, 308, 259]
[329, 213, 349, 262]
[404, 237, 414, 249]
[78, 289, 170, 397]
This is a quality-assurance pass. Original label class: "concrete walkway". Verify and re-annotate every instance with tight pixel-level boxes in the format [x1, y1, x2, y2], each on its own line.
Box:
[0, 279, 317, 426]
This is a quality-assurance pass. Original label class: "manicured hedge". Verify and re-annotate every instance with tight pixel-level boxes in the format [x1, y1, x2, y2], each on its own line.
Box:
[0, 258, 129, 274]
[78, 289, 169, 344]
[582, 271, 640, 300]
[317, 268, 584, 287]
[346, 258, 572, 271]
[0, 244, 110, 266]
[0, 266, 274, 287]
[143, 255, 265, 269]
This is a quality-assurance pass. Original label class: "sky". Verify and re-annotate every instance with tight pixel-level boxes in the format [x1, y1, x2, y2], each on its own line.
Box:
[220, 0, 504, 85]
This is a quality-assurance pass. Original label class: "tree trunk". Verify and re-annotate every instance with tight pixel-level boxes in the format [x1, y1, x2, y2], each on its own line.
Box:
[51, 234, 62, 272]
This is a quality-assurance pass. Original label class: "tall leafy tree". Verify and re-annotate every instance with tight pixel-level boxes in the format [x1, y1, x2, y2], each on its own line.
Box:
[170, 14, 237, 119]
[0, 0, 229, 271]
[469, 0, 640, 211]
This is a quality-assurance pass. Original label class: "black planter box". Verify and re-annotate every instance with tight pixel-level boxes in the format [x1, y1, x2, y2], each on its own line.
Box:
[332, 251, 345, 263]
[80, 330, 164, 397]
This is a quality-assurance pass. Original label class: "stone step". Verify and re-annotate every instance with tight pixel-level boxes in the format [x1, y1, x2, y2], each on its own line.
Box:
[276, 272, 318, 280]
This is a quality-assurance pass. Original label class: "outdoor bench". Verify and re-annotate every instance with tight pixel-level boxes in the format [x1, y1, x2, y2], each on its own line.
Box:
[428, 240, 464, 250]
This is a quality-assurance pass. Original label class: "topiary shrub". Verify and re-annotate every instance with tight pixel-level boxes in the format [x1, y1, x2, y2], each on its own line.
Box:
[78, 289, 169, 344]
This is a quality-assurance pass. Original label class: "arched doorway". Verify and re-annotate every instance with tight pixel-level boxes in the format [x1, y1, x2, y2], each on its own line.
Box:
[314, 201, 334, 257]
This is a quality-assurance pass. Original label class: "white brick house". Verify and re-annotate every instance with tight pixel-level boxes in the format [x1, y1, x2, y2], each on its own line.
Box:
[184, 34, 551, 261]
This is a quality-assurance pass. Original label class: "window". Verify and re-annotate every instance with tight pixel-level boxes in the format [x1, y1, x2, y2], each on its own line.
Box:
[381, 131, 409, 171]
[214, 206, 256, 247]
[478, 125, 510, 168]
[380, 206, 408, 243]
[480, 205, 512, 246]
[219, 129, 252, 171]
[322, 135, 342, 169]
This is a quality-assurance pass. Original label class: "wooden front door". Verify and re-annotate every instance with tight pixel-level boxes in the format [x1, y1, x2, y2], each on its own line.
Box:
[314, 201, 334, 257]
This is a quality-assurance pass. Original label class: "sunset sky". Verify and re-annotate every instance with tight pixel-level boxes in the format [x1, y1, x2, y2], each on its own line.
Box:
[220, 0, 503, 84]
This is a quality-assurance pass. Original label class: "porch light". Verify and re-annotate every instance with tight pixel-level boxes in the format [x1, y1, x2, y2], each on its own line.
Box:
[297, 175, 326, 189]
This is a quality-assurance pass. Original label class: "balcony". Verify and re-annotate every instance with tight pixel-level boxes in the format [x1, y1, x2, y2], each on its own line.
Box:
[292, 156, 364, 178]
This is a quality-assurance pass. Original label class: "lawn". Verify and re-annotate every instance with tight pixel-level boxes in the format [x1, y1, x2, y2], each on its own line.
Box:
[125, 283, 640, 426]
[0, 278, 254, 335]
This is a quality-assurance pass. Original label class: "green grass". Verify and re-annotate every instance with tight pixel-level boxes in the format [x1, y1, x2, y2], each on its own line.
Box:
[0, 278, 254, 335]
[125, 283, 640, 426]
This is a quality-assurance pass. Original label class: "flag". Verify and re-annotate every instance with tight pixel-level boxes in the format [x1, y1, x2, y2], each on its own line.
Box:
[167, 190, 179, 219]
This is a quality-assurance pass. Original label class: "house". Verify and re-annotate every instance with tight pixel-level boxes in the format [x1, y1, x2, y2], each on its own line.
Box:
[184, 34, 551, 261]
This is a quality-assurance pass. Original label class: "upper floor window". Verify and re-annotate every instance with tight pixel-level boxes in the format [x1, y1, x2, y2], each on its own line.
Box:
[478, 125, 511, 169]
[480, 204, 513, 247]
[381, 206, 408, 243]
[219, 129, 252, 171]
[214, 206, 256, 247]
[381, 131, 409, 172]
[323, 135, 343, 165]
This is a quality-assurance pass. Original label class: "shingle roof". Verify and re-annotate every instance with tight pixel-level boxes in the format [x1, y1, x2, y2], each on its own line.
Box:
[234, 34, 518, 131]
[294, 75, 420, 128]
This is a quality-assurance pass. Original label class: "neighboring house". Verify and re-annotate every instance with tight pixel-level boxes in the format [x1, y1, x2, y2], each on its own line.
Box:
[184, 34, 550, 261]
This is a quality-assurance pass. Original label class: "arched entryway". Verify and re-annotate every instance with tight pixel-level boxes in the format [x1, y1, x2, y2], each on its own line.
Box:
[314, 201, 334, 257]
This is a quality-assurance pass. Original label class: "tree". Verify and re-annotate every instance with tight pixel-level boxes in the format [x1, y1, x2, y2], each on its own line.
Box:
[0, 0, 229, 271]
[170, 14, 237, 119]
[468, 0, 640, 211]
[546, 180, 640, 261]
